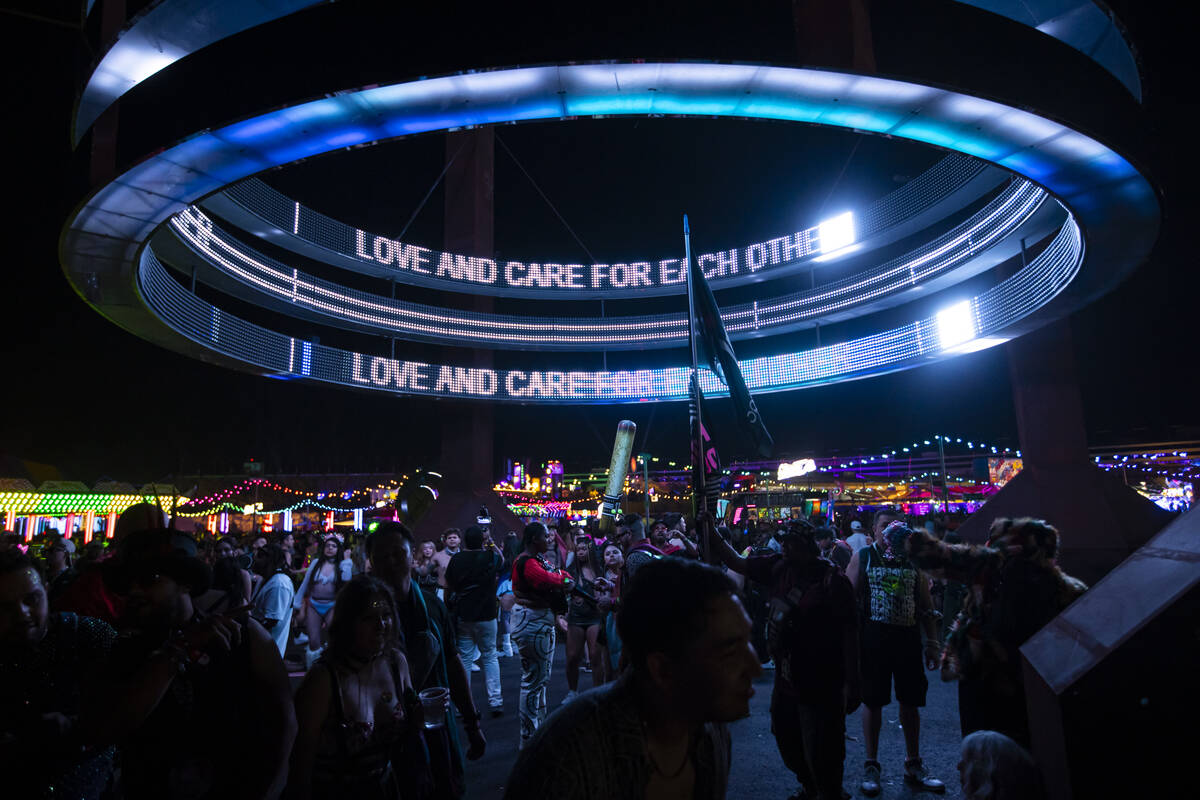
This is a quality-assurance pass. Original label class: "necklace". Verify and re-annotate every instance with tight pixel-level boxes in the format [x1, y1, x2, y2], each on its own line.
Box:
[642, 721, 694, 780]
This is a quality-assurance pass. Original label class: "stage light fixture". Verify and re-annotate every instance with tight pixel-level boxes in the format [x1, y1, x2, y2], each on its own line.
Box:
[936, 300, 976, 350]
[818, 212, 856, 253]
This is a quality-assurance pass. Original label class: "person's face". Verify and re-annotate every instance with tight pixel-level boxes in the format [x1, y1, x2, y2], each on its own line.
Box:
[281, 533, 294, 550]
[815, 536, 833, 553]
[420, 541, 435, 559]
[603, 545, 623, 568]
[530, 525, 550, 554]
[574, 540, 590, 561]
[46, 545, 68, 571]
[650, 524, 669, 546]
[444, 532, 461, 550]
[664, 592, 761, 722]
[873, 514, 897, 543]
[215, 541, 233, 559]
[125, 573, 192, 635]
[323, 539, 339, 559]
[251, 537, 267, 552]
[351, 593, 395, 658]
[0, 567, 49, 649]
[370, 533, 412, 584]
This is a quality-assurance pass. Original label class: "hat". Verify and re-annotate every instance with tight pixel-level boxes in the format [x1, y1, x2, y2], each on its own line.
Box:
[850, 520, 864, 531]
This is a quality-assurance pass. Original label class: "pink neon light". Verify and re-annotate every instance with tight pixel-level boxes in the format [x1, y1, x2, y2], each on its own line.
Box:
[106, 512, 118, 538]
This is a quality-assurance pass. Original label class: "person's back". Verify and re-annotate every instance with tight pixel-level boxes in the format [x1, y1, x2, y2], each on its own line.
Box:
[445, 545, 503, 623]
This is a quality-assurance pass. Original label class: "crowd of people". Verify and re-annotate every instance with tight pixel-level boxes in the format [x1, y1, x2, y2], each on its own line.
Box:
[0, 499, 1086, 800]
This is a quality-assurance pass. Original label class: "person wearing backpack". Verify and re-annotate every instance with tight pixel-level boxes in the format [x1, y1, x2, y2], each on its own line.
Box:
[706, 515, 860, 800]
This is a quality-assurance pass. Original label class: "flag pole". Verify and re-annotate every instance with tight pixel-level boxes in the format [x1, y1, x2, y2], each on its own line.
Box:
[684, 214, 707, 555]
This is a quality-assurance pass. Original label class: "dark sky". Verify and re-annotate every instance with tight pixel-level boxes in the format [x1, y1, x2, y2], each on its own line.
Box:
[0, 1, 1194, 485]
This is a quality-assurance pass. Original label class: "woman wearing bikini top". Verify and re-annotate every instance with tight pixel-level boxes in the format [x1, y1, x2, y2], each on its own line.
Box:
[295, 538, 353, 668]
[289, 576, 426, 800]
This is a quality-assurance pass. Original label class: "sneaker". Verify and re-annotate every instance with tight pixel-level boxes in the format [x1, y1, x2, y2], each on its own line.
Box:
[471, 662, 481, 673]
[761, 659, 775, 670]
[294, 632, 309, 646]
[861, 761, 881, 797]
[581, 663, 591, 673]
[904, 758, 945, 793]
[304, 646, 323, 670]
[561, 690, 577, 706]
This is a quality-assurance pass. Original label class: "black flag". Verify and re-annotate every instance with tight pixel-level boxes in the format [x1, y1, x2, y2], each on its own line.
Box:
[689, 242, 775, 458]
[689, 373, 723, 515]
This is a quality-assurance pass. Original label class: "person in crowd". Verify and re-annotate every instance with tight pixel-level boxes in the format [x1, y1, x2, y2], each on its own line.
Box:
[596, 542, 624, 681]
[0, 548, 118, 799]
[904, 517, 1087, 747]
[957, 730, 1046, 800]
[445, 525, 506, 717]
[414, 539, 441, 595]
[648, 519, 673, 552]
[431, 528, 462, 599]
[622, 515, 663, 580]
[43, 533, 79, 604]
[845, 519, 870, 552]
[503, 557, 760, 799]
[278, 531, 297, 570]
[252, 542, 296, 658]
[814, 526, 852, 572]
[109, 529, 296, 800]
[494, 531, 521, 658]
[510, 521, 574, 746]
[846, 513, 945, 795]
[295, 536, 352, 668]
[366, 521, 486, 797]
[563, 534, 605, 703]
[198, 555, 252, 616]
[247, 534, 268, 556]
[707, 515, 859, 800]
[289, 575, 425, 800]
[215, 534, 254, 599]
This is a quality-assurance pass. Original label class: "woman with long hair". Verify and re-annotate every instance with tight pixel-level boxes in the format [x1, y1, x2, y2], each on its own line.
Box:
[295, 537, 352, 668]
[289, 576, 426, 800]
[597, 542, 624, 681]
[412, 539, 439, 595]
[562, 535, 604, 704]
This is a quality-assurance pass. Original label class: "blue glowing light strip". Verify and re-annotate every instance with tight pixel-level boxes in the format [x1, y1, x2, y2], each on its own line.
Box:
[138, 216, 1081, 404]
[166, 180, 1045, 350]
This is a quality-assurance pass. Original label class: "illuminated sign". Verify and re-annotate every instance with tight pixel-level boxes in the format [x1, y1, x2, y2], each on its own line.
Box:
[170, 180, 1044, 350]
[139, 215, 1082, 404]
[777, 459, 818, 480]
[347, 227, 820, 291]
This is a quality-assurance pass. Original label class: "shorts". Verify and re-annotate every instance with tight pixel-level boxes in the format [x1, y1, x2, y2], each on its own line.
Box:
[309, 598, 335, 616]
[860, 621, 928, 708]
[567, 613, 603, 628]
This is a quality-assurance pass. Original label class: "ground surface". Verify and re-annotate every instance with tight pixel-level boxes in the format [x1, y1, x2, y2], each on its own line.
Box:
[451, 640, 965, 800]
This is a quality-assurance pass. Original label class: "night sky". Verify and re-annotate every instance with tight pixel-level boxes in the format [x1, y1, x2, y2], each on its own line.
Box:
[1, 1, 1194, 485]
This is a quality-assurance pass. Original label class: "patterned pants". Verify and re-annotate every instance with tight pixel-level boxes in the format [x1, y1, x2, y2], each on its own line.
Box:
[511, 603, 556, 746]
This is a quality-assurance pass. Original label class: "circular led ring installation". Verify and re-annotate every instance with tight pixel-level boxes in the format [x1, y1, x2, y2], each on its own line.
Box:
[165, 177, 1050, 350]
[62, 62, 1159, 403]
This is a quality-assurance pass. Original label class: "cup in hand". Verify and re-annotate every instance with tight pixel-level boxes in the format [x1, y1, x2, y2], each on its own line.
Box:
[419, 687, 450, 729]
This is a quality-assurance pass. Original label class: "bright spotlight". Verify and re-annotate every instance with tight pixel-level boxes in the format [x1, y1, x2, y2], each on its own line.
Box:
[936, 300, 976, 349]
[818, 212, 856, 253]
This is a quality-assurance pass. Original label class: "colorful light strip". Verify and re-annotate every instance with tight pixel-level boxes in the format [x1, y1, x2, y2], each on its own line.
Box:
[0, 492, 183, 516]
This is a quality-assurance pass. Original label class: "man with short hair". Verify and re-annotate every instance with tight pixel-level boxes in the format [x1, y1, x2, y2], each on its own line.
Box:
[622, 515, 663, 580]
[814, 527, 852, 573]
[503, 557, 760, 799]
[0, 549, 118, 799]
[446, 525, 506, 717]
[432, 528, 463, 597]
[709, 518, 858, 800]
[251, 543, 295, 657]
[846, 513, 945, 796]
